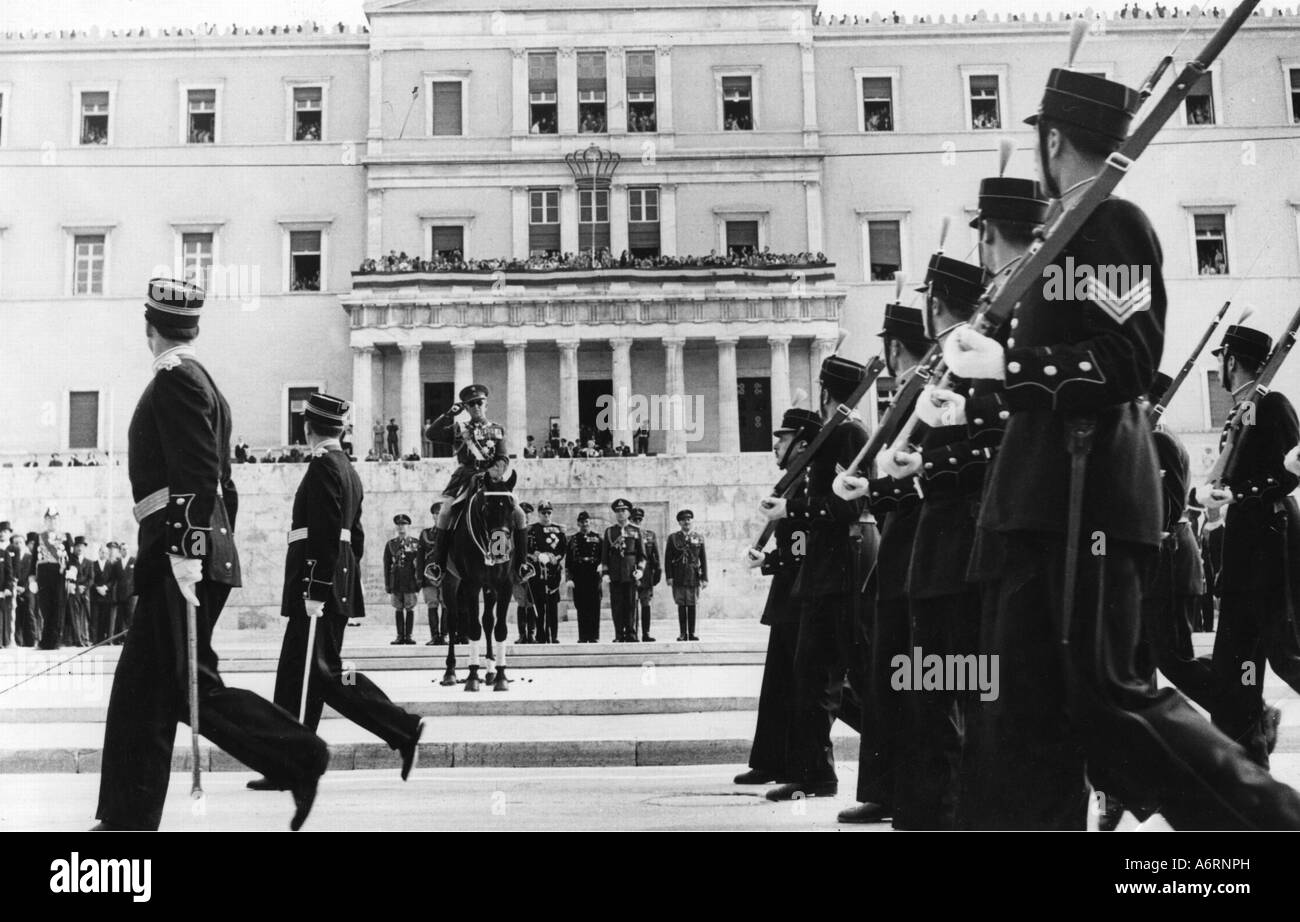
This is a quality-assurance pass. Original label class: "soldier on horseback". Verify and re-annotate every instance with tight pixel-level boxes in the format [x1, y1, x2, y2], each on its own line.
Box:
[424, 384, 528, 584]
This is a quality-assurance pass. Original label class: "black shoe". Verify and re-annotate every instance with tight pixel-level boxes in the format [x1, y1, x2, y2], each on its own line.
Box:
[403, 638, 416, 645]
[290, 776, 321, 832]
[426, 639, 438, 646]
[837, 802, 890, 823]
[246, 776, 288, 792]
[642, 634, 655, 642]
[677, 635, 688, 642]
[1264, 705, 1282, 755]
[625, 634, 639, 643]
[400, 718, 427, 781]
[734, 769, 777, 785]
[766, 781, 837, 801]
[89, 820, 126, 831]
[688, 634, 699, 641]
[551, 637, 559, 644]
[390, 637, 404, 645]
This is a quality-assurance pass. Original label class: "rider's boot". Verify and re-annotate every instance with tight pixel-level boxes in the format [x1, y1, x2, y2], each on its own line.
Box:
[425, 527, 449, 584]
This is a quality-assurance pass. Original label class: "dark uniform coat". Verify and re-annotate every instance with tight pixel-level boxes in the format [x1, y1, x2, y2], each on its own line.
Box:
[443, 419, 510, 498]
[637, 527, 662, 593]
[786, 418, 869, 600]
[383, 535, 422, 596]
[665, 530, 707, 605]
[281, 446, 365, 621]
[601, 524, 645, 583]
[760, 513, 808, 626]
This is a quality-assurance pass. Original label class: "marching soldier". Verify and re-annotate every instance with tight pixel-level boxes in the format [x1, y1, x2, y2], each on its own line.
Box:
[943, 69, 1300, 828]
[95, 278, 327, 832]
[384, 514, 421, 645]
[601, 498, 646, 643]
[630, 506, 661, 642]
[664, 510, 707, 641]
[737, 408, 818, 785]
[248, 393, 425, 792]
[566, 511, 603, 642]
[528, 501, 567, 644]
[1196, 324, 1300, 766]
[418, 502, 447, 645]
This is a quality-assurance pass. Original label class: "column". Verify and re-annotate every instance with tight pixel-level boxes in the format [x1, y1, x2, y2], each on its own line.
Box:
[610, 336, 633, 448]
[351, 345, 375, 449]
[810, 334, 838, 409]
[768, 334, 791, 425]
[663, 336, 686, 455]
[655, 45, 674, 134]
[452, 339, 474, 395]
[804, 180, 824, 254]
[366, 188, 383, 260]
[367, 50, 383, 154]
[557, 47, 577, 135]
[558, 339, 580, 444]
[505, 340, 528, 452]
[511, 186, 529, 259]
[607, 46, 627, 137]
[399, 343, 422, 458]
[659, 184, 678, 257]
[511, 48, 528, 136]
[560, 186, 579, 254]
[800, 40, 818, 146]
[716, 335, 740, 454]
[610, 182, 629, 256]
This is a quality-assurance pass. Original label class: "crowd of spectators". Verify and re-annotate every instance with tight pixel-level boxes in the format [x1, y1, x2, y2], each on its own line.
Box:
[357, 247, 830, 275]
[812, 5, 1264, 25]
[5, 452, 113, 468]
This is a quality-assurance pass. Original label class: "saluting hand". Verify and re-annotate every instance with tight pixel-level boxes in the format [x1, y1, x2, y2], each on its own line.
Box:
[943, 326, 1005, 381]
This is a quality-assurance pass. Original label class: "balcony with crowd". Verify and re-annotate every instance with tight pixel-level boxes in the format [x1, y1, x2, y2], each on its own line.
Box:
[355, 247, 830, 276]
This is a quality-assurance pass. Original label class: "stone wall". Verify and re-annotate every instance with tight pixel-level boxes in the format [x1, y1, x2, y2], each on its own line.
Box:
[0, 454, 783, 627]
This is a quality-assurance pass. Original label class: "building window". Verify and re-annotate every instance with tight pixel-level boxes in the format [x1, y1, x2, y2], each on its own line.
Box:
[80, 91, 110, 144]
[726, 220, 759, 257]
[289, 231, 322, 291]
[187, 89, 216, 143]
[73, 234, 105, 294]
[866, 220, 903, 281]
[1290, 68, 1300, 124]
[181, 233, 214, 288]
[528, 52, 558, 134]
[293, 86, 323, 141]
[577, 51, 607, 134]
[429, 80, 463, 136]
[1184, 71, 1216, 125]
[628, 187, 660, 258]
[1194, 214, 1229, 275]
[626, 50, 656, 132]
[722, 76, 753, 130]
[578, 188, 610, 251]
[287, 386, 321, 445]
[68, 391, 100, 450]
[968, 74, 1001, 129]
[430, 225, 464, 260]
[529, 188, 560, 254]
[861, 76, 894, 132]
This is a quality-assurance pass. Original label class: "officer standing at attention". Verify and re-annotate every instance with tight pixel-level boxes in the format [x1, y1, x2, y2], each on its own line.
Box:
[602, 499, 646, 643]
[529, 501, 567, 644]
[665, 510, 708, 641]
[418, 502, 447, 645]
[566, 511, 604, 642]
[95, 277, 327, 832]
[384, 514, 421, 645]
[630, 506, 661, 642]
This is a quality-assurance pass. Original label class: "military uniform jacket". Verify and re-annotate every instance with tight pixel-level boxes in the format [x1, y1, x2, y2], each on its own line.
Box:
[665, 530, 708, 588]
[972, 196, 1165, 552]
[565, 530, 603, 580]
[602, 524, 646, 583]
[866, 475, 924, 603]
[638, 528, 662, 589]
[383, 535, 421, 595]
[1146, 426, 1204, 600]
[787, 418, 869, 600]
[760, 505, 809, 625]
[454, 419, 510, 479]
[528, 522, 568, 586]
[128, 352, 241, 594]
[1216, 390, 1300, 595]
[282, 448, 366, 620]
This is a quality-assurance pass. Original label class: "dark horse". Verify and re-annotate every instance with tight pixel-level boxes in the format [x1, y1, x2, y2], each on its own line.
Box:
[437, 471, 530, 690]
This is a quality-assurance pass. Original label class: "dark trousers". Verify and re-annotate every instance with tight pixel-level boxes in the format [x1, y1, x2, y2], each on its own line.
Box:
[609, 579, 637, 640]
[96, 577, 329, 830]
[637, 586, 654, 637]
[65, 593, 90, 646]
[530, 576, 559, 641]
[785, 593, 855, 784]
[969, 536, 1300, 831]
[36, 568, 64, 649]
[273, 610, 421, 745]
[15, 590, 39, 646]
[93, 600, 119, 644]
[858, 596, 909, 807]
[516, 602, 536, 640]
[903, 591, 981, 829]
[749, 621, 799, 778]
[114, 597, 136, 642]
[572, 576, 601, 641]
[1211, 589, 1300, 767]
[427, 604, 446, 640]
[1139, 592, 1214, 712]
[0, 594, 12, 646]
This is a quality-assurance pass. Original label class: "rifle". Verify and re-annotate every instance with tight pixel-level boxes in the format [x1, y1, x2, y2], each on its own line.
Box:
[749, 355, 885, 553]
[1150, 299, 1232, 424]
[866, 0, 1261, 467]
[1208, 302, 1300, 490]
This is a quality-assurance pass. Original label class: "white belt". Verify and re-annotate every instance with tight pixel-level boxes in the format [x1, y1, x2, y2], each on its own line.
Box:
[132, 487, 170, 523]
[288, 528, 351, 544]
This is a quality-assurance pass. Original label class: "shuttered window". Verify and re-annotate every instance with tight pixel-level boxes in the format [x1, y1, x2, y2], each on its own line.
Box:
[867, 220, 902, 280]
[528, 52, 558, 96]
[430, 81, 463, 136]
[69, 391, 99, 450]
[430, 225, 464, 259]
[725, 220, 758, 256]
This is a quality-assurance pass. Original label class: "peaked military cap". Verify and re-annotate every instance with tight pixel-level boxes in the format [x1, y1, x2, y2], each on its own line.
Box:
[145, 277, 204, 330]
[1025, 69, 1141, 144]
[305, 392, 350, 428]
[676, 509, 695, 523]
[393, 513, 412, 526]
[459, 384, 489, 403]
[1213, 325, 1272, 366]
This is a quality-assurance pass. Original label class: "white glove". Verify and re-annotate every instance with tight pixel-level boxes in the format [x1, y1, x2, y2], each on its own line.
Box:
[304, 599, 325, 619]
[745, 548, 764, 569]
[168, 554, 203, 607]
[633, 567, 645, 581]
[1285, 444, 1300, 477]
[880, 448, 923, 480]
[1193, 483, 1233, 510]
[833, 472, 871, 500]
[759, 497, 787, 521]
[943, 326, 1006, 381]
[917, 386, 968, 428]
[566, 579, 574, 589]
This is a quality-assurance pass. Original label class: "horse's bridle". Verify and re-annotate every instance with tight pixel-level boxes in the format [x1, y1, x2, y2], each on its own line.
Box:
[471, 489, 514, 567]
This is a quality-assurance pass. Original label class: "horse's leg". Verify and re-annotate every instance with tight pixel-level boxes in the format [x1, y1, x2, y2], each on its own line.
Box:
[492, 589, 511, 691]
[464, 583, 483, 691]
[439, 575, 459, 686]
[482, 587, 496, 683]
